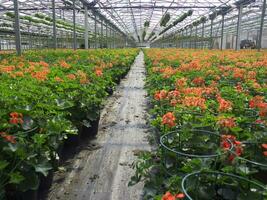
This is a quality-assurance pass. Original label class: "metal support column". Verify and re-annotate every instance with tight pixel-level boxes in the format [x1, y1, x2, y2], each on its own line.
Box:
[190, 26, 193, 48]
[109, 28, 112, 48]
[100, 19, 103, 48]
[201, 22, 205, 49]
[73, 0, 77, 50]
[195, 25, 197, 48]
[235, 4, 243, 50]
[220, 14, 225, 50]
[13, 0, 22, 55]
[84, 6, 89, 49]
[113, 30, 115, 48]
[181, 30, 184, 48]
[94, 13, 97, 48]
[210, 19, 213, 49]
[258, 0, 266, 51]
[105, 24, 108, 48]
[52, 0, 57, 49]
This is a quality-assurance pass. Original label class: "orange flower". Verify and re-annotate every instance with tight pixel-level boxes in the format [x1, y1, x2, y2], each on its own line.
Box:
[175, 193, 185, 199]
[218, 117, 236, 128]
[162, 191, 175, 200]
[31, 70, 50, 81]
[77, 70, 90, 84]
[39, 61, 49, 68]
[167, 90, 180, 99]
[154, 90, 168, 101]
[55, 76, 63, 82]
[59, 60, 70, 68]
[0, 132, 16, 144]
[235, 82, 243, 93]
[95, 69, 103, 77]
[9, 112, 23, 125]
[262, 144, 267, 149]
[0, 65, 15, 73]
[249, 96, 264, 108]
[263, 151, 267, 156]
[182, 96, 206, 109]
[176, 78, 187, 88]
[162, 112, 176, 127]
[192, 77, 205, 86]
[217, 97, 232, 112]
[67, 74, 76, 80]
[162, 191, 185, 200]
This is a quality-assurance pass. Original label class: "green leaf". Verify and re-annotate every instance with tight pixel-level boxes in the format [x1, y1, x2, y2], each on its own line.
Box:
[0, 160, 9, 170]
[35, 162, 52, 176]
[18, 172, 39, 192]
[9, 172, 25, 184]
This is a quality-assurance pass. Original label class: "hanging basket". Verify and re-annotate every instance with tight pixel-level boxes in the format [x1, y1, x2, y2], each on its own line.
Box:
[159, 129, 233, 175]
[182, 171, 266, 200]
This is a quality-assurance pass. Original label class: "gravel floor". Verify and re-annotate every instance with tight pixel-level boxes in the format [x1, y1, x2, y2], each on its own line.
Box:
[47, 51, 150, 200]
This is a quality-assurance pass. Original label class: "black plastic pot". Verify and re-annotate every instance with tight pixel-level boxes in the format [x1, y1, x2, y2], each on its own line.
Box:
[38, 171, 54, 198]
[81, 116, 100, 138]
[6, 188, 38, 200]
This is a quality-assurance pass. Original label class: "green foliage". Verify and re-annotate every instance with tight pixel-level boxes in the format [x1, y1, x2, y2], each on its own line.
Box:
[0, 49, 138, 197]
[160, 13, 171, 27]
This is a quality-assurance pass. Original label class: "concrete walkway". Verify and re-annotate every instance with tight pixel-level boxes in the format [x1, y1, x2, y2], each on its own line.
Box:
[47, 51, 150, 200]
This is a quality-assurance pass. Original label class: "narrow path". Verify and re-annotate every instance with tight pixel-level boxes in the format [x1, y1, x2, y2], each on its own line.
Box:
[47, 51, 150, 200]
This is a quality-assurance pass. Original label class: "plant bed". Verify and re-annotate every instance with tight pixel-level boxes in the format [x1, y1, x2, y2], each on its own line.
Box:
[131, 49, 267, 199]
[182, 171, 267, 200]
[0, 49, 139, 198]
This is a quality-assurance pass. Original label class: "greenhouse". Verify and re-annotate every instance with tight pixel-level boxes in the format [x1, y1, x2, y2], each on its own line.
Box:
[0, 0, 266, 199]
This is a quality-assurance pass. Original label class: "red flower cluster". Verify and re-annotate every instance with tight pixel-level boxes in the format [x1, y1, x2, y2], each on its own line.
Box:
[249, 96, 267, 117]
[235, 82, 243, 93]
[9, 112, 23, 125]
[0, 132, 16, 144]
[218, 117, 236, 128]
[95, 68, 103, 77]
[162, 112, 176, 128]
[67, 74, 76, 80]
[262, 144, 267, 156]
[221, 134, 243, 162]
[192, 77, 205, 86]
[162, 191, 185, 200]
[176, 78, 187, 88]
[182, 96, 206, 109]
[59, 60, 70, 69]
[154, 90, 168, 101]
[217, 96, 232, 112]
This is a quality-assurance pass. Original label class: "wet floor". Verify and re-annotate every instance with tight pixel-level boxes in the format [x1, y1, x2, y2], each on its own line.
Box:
[47, 51, 150, 200]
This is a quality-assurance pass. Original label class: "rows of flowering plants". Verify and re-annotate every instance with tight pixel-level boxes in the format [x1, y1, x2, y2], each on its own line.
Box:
[0, 48, 138, 199]
[131, 49, 267, 199]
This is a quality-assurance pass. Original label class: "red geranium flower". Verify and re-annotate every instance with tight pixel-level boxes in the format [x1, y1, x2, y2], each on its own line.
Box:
[162, 112, 176, 128]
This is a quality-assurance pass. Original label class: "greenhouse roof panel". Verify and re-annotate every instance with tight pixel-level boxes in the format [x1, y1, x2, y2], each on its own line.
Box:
[0, 0, 264, 42]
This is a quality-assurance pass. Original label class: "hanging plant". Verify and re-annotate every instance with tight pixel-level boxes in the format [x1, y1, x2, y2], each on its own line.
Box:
[217, 6, 232, 16]
[209, 12, 217, 20]
[160, 13, 171, 27]
[34, 13, 46, 19]
[148, 32, 155, 40]
[187, 10, 193, 16]
[144, 21, 150, 27]
[159, 24, 173, 35]
[200, 16, 207, 23]
[142, 30, 146, 41]
[5, 12, 15, 18]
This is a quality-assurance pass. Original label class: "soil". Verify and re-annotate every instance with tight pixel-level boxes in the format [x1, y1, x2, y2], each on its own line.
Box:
[46, 51, 151, 200]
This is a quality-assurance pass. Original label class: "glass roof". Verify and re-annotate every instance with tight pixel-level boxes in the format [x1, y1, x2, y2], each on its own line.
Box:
[0, 0, 265, 42]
